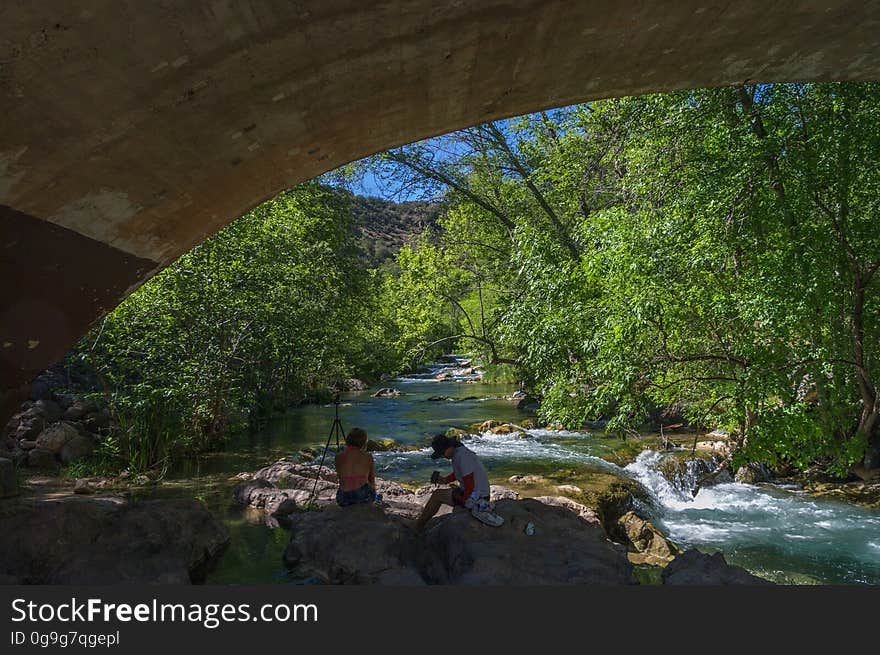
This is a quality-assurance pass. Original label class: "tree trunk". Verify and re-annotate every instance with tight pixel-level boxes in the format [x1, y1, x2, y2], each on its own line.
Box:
[860, 407, 880, 469]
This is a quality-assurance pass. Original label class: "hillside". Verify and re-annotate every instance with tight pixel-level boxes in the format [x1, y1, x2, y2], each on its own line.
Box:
[348, 194, 444, 263]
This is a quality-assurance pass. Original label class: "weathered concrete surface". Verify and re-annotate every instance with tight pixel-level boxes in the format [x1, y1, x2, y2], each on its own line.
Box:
[3, 1, 880, 410]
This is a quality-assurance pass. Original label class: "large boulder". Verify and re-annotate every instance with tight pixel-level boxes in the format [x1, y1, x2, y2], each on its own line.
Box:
[35, 422, 79, 454]
[14, 416, 45, 442]
[253, 459, 338, 486]
[233, 460, 339, 511]
[662, 549, 773, 585]
[0, 457, 17, 498]
[0, 498, 229, 584]
[419, 498, 635, 584]
[33, 399, 63, 423]
[281, 496, 633, 585]
[283, 504, 423, 584]
[233, 478, 319, 514]
[27, 448, 58, 469]
[60, 434, 95, 464]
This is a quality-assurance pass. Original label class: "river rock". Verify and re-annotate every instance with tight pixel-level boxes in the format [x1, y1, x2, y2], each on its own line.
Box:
[593, 479, 654, 532]
[488, 423, 523, 435]
[662, 549, 773, 585]
[0, 458, 17, 498]
[234, 478, 323, 513]
[735, 462, 772, 484]
[365, 438, 400, 452]
[477, 420, 500, 431]
[508, 474, 551, 486]
[35, 422, 78, 454]
[420, 498, 635, 584]
[490, 485, 520, 501]
[694, 439, 732, 457]
[616, 511, 681, 562]
[254, 460, 338, 486]
[60, 434, 95, 464]
[27, 448, 58, 469]
[0, 498, 229, 583]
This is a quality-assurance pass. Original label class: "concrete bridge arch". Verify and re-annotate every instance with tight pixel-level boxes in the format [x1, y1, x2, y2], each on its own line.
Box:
[3, 1, 880, 413]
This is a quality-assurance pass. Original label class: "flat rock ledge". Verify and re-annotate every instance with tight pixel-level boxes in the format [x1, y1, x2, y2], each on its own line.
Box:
[661, 549, 774, 585]
[0, 498, 229, 584]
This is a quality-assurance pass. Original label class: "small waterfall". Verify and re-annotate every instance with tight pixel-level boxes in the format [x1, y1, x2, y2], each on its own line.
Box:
[624, 450, 700, 505]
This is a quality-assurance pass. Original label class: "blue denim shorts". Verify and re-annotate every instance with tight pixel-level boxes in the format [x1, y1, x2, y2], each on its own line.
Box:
[336, 483, 377, 507]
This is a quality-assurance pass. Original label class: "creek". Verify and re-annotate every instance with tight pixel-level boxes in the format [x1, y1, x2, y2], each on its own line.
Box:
[157, 359, 880, 584]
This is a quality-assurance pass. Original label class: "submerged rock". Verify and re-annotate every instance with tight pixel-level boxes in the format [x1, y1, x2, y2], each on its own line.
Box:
[662, 549, 773, 585]
[0, 498, 229, 584]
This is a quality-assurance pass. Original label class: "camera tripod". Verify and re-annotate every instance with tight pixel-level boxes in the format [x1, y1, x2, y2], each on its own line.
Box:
[308, 391, 345, 506]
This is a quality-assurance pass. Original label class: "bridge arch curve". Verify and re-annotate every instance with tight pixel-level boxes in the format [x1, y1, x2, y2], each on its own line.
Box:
[3, 1, 880, 411]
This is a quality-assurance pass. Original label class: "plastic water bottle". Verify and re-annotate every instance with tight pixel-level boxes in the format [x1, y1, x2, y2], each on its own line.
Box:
[524, 522, 535, 536]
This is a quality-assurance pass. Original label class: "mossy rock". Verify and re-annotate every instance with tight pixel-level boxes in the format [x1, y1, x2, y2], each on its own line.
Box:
[488, 423, 524, 435]
[445, 428, 468, 439]
[631, 563, 666, 585]
[365, 438, 401, 452]
[566, 477, 653, 537]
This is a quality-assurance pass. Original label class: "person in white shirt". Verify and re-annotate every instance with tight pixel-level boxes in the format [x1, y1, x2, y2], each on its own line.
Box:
[413, 433, 502, 530]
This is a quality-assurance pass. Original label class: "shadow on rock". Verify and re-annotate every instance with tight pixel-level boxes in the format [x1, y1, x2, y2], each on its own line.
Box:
[0, 497, 229, 584]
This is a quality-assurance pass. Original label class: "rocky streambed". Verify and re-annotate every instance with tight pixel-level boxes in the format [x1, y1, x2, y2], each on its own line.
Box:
[231, 459, 768, 585]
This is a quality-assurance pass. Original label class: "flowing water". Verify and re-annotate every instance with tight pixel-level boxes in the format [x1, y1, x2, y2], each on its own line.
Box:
[167, 358, 880, 585]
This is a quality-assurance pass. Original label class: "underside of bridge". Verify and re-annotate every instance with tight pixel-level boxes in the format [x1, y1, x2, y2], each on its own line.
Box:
[2, 1, 880, 416]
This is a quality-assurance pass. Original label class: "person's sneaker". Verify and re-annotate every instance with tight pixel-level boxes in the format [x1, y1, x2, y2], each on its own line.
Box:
[471, 507, 504, 527]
